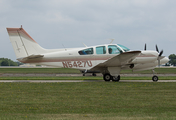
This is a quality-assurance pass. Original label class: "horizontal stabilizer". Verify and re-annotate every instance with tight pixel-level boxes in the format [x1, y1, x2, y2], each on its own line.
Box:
[25, 54, 44, 59]
[17, 54, 44, 61]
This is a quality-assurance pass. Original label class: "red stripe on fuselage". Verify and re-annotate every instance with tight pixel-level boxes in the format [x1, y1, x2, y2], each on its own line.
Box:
[19, 56, 113, 63]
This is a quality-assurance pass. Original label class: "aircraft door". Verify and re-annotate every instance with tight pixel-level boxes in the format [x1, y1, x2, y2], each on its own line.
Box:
[108, 45, 122, 54]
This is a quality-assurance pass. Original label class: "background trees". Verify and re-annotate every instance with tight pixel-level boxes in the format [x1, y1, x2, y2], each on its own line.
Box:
[0, 58, 21, 66]
[169, 54, 176, 66]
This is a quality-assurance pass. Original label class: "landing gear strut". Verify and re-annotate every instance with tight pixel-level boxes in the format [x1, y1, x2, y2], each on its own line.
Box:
[103, 74, 120, 82]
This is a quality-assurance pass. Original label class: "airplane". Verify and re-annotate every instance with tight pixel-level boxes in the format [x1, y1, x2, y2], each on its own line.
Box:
[6, 26, 169, 82]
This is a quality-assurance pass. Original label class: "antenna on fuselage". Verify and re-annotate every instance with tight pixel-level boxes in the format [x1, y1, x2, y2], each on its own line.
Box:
[82, 43, 87, 47]
[62, 44, 67, 51]
[109, 39, 114, 44]
[20, 25, 23, 30]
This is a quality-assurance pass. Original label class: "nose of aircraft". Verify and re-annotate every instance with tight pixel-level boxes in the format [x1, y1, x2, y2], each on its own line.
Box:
[160, 57, 169, 65]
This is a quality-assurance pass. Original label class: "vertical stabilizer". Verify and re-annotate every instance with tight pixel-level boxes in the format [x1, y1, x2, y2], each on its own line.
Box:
[7, 27, 46, 59]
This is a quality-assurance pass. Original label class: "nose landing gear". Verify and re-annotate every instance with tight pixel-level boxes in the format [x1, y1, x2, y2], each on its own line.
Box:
[152, 69, 158, 82]
[152, 75, 158, 82]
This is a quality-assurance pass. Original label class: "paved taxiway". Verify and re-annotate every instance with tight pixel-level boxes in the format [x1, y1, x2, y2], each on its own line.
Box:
[0, 80, 176, 83]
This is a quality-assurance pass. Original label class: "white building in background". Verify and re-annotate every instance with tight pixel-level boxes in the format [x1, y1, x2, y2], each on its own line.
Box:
[19, 64, 36, 67]
[19, 64, 48, 67]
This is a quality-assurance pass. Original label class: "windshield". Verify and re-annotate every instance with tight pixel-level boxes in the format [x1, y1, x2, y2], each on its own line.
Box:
[108, 45, 121, 54]
[117, 44, 130, 52]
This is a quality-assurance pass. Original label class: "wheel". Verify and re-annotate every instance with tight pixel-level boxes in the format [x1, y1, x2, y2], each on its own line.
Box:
[152, 75, 158, 82]
[103, 74, 112, 81]
[83, 73, 85, 76]
[112, 75, 120, 82]
[92, 73, 96, 76]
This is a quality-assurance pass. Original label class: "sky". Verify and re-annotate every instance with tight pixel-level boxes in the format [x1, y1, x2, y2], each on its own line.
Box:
[0, 0, 176, 61]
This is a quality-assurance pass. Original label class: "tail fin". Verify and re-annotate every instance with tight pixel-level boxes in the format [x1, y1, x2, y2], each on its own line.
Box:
[7, 27, 46, 59]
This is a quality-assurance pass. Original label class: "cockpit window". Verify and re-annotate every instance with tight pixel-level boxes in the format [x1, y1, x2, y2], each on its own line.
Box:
[96, 46, 106, 54]
[108, 45, 120, 54]
[78, 48, 93, 55]
[117, 44, 130, 52]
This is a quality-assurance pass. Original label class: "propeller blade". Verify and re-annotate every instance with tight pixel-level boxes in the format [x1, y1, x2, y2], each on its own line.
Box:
[156, 45, 159, 53]
[159, 50, 163, 56]
[144, 43, 146, 50]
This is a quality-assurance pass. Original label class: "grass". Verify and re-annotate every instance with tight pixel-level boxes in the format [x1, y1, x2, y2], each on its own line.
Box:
[0, 82, 176, 120]
[0, 67, 176, 119]
[0, 67, 176, 74]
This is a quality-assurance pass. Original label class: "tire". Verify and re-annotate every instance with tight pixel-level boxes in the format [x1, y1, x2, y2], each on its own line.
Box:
[152, 75, 158, 82]
[103, 74, 112, 81]
[112, 75, 120, 82]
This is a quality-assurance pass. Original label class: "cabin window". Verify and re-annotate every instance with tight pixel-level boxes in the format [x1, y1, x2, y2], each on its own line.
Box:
[96, 46, 106, 54]
[78, 48, 94, 55]
[108, 45, 121, 54]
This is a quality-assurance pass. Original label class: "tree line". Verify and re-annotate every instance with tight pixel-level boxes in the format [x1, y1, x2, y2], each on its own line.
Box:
[0, 58, 23, 66]
[168, 54, 176, 66]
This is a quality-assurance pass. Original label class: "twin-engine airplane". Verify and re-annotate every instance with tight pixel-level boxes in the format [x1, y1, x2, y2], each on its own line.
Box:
[7, 26, 169, 82]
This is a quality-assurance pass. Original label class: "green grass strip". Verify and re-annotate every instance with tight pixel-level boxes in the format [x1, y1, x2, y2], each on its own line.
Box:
[0, 82, 176, 119]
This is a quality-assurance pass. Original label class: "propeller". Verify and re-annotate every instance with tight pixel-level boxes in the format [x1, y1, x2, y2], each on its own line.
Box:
[156, 45, 163, 56]
[144, 44, 164, 67]
[155, 45, 164, 67]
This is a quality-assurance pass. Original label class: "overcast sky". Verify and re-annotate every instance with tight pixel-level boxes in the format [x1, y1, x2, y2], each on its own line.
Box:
[1, 0, 176, 61]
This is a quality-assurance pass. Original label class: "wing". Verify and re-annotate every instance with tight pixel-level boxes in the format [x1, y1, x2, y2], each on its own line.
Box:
[90, 51, 141, 71]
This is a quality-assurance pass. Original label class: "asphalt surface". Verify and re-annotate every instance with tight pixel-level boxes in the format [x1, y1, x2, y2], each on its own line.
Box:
[0, 80, 176, 83]
[1, 73, 176, 77]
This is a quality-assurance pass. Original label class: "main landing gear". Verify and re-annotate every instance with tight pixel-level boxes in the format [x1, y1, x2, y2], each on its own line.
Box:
[103, 73, 120, 82]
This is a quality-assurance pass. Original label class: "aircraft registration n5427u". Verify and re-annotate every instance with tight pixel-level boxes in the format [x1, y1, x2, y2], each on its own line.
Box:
[7, 26, 169, 82]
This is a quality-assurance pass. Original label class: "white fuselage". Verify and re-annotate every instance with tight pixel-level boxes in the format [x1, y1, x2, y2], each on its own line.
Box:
[18, 44, 169, 71]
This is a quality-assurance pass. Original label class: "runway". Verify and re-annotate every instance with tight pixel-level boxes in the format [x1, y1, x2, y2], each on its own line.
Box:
[0, 80, 176, 83]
